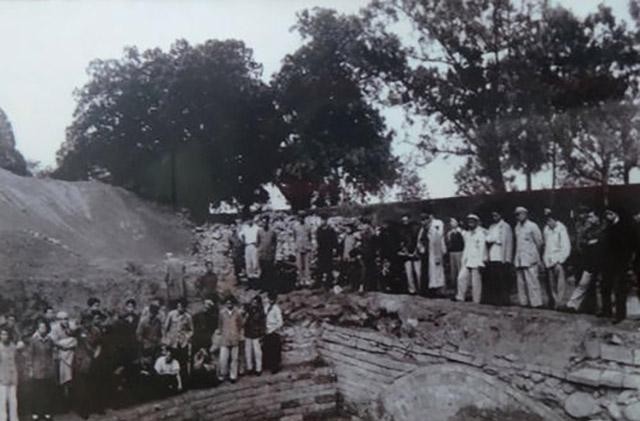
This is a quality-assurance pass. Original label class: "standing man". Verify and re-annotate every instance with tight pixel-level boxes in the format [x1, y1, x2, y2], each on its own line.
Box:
[566, 210, 602, 313]
[359, 217, 378, 291]
[263, 293, 283, 374]
[217, 296, 243, 383]
[543, 211, 571, 309]
[257, 216, 278, 293]
[455, 214, 487, 303]
[316, 215, 338, 289]
[417, 210, 447, 297]
[601, 208, 636, 323]
[513, 207, 544, 308]
[445, 218, 464, 294]
[485, 210, 514, 305]
[398, 214, 420, 294]
[164, 253, 186, 305]
[195, 261, 218, 302]
[240, 217, 261, 289]
[228, 218, 245, 282]
[163, 300, 194, 380]
[293, 212, 313, 287]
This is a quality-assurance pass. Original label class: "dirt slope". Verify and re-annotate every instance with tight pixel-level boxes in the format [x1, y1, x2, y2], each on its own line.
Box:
[0, 168, 192, 280]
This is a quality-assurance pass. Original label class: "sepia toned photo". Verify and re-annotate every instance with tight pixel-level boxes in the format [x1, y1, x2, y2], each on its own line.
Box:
[2, 0, 640, 420]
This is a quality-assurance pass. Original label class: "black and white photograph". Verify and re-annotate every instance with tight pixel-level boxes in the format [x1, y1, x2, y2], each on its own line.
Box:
[2, 0, 640, 420]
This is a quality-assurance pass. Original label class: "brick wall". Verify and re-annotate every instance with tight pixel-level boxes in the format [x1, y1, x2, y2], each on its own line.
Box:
[84, 364, 338, 421]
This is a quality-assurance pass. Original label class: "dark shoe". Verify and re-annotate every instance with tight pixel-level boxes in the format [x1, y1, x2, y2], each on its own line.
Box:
[255, 370, 262, 376]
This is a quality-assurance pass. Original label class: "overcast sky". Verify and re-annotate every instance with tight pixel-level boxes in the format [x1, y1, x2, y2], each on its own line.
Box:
[0, 0, 632, 198]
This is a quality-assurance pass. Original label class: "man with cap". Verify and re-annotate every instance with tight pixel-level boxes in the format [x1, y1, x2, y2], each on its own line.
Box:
[600, 208, 637, 323]
[455, 214, 487, 303]
[513, 207, 544, 308]
[293, 211, 313, 287]
[485, 210, 514, 305]
[543, 211, 571, 309]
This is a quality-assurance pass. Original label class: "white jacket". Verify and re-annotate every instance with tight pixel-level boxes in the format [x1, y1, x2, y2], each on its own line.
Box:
[461, 227, 488, 269]
[543, 221, 571, 267]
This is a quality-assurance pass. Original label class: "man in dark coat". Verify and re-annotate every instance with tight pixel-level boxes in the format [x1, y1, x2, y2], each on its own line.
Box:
[315, 215, 338, 289]
[600, 208, 637, 323]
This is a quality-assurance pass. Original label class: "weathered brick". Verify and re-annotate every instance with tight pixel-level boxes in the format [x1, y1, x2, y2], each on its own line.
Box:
[601, 369, 625, 388]
[601, 344, 634, 365]
[314, 393, 337, 404]
[281, 399, 302, 410]
[566, 368, 602, 386]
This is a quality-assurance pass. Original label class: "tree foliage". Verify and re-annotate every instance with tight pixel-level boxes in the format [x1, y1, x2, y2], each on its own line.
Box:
[272, 8, 401, 210]
[54, 40, 282, 218]
[360, 0, 640, 193]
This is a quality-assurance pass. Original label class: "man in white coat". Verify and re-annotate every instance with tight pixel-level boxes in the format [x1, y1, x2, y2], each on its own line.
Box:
[455, 214, 487, 303]
[543, 211, 571, 309]
[417, 210, 447, 297]
[513, 207, 544, 308]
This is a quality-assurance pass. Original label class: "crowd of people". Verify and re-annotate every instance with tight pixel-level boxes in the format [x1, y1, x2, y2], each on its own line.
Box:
[228, 206, 640, 324]
[2, 204, 639, 421]
[0, 287, 283, 421]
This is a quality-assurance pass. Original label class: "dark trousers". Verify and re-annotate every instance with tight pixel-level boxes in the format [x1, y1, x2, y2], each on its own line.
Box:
[260, 258, 275, 292]
[30, 378, 56, 416]
[262, 333, 281, 373]
[317, 256, 333, 288]
[485, 262, 511, 306]
[363, 257, 378, 291]
[601, 265, 629, 321]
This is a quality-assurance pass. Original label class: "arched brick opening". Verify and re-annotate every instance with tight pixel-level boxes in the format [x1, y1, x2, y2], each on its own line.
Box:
[376, 364, 566, 421]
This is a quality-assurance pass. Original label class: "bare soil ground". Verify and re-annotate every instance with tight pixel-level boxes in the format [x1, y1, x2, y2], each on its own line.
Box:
[0, 169, 193, 310]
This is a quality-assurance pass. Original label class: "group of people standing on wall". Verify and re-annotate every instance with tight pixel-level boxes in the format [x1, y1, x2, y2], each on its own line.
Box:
[227, 205, 639, 325]
[0, 286, 283, 421]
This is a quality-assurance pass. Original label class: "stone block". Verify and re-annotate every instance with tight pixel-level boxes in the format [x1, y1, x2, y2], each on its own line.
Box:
[601, 370, 625, 388]
[634, 349, 640, 366]
[624, 402, 640, 421]
[564, 392, 601, 418]
[566, 368, 602, 386]
[314, 393, 337, 404]
[601, 344, 634, 365]
[623, 374, 640, 390]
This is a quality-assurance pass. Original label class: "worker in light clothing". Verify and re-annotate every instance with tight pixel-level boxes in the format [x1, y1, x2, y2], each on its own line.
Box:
[543, 211, 571, 309]
[455, 214, 487, 303]
[416, 211, 447, 297]
[513, 207, 544, 308]
[241, 218, 261, 289]
[485, 211, 514, 305]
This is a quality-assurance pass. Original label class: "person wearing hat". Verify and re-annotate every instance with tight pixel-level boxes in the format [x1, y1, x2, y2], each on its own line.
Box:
[217, 296, 243, 382]
[513, 207, 544, 308]
[543, 211, 571, 310]
[293, 212, 313, 287]
[600, 208, 637, 323]
[485, 210, 514, 305]
[455, 214, 487, 303]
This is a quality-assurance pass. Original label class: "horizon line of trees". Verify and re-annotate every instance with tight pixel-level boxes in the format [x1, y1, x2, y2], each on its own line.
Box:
[47, 0, 640, 218]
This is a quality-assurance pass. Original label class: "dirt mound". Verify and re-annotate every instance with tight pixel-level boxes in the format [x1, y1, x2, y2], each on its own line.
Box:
[0, 168, 192, 280]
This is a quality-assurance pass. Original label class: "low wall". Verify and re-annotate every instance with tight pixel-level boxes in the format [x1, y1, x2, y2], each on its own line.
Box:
[298, 292, 640, 421]
[81, 363, 338, 421]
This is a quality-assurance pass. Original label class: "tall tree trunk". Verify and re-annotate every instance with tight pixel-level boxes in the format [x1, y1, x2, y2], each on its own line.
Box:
[525, 168, 532, 191]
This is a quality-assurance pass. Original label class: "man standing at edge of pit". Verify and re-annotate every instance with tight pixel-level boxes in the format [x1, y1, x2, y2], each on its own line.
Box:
[293, 211, 313, 287]
[257, 215, 278, 293]
[513, 207, 544, 308]
[240, 217, 261, 290]
[485, 210, 514, 306]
